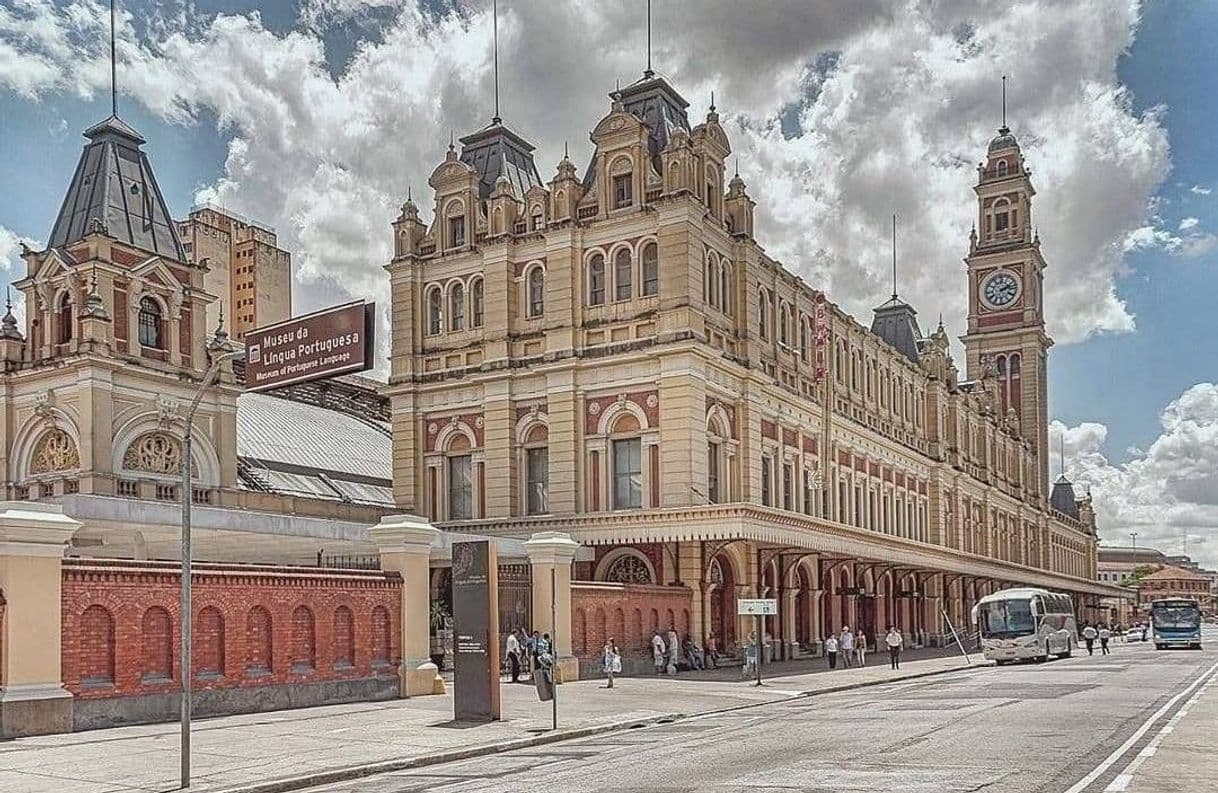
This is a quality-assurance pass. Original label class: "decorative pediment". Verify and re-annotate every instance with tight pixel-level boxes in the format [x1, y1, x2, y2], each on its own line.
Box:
[130, 256, 184, 290]
[32, 249, 73, 282]
[590, 108, 645, 144]
[428, 156, 477, 188]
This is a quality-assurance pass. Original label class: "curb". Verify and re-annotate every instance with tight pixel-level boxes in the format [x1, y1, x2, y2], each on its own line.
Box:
[214, 661, 986, 793]
[211, 712, 683, 793]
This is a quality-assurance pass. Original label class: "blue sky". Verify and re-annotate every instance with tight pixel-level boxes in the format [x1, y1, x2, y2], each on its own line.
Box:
[0, 0, 1213, 506]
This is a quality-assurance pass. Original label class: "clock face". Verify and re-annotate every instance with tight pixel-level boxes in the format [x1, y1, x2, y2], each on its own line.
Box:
[983, 272, 1019, 307]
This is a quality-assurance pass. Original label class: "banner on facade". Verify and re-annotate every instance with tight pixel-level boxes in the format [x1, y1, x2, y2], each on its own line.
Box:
[737, 598, 778, 616]
[244, 300, 375, 391]
[452, 540, 501, 722]
[812, 291, 830, 383]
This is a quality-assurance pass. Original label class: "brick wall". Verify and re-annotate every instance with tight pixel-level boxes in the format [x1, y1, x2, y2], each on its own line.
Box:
[61, 559, 402, 728]
[571, 582, 692, 663]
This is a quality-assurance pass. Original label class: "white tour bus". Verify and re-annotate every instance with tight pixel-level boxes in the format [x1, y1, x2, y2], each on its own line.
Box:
[971, 587, 1078, 664]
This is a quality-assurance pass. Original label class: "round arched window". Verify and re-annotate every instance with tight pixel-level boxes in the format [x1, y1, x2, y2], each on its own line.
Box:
[138, 297, 163, 349]
[603, 553, 653, 584]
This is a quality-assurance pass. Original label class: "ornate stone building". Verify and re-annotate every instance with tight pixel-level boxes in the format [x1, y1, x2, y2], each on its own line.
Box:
[386, 70, 1120, 659]
[2, 112, 393, 565]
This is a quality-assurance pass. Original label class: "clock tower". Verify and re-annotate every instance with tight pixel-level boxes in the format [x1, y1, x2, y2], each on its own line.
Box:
[961, 120, 1052, 498]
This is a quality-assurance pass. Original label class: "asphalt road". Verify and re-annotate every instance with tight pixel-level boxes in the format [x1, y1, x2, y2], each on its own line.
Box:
[310, 631, 1218, 793]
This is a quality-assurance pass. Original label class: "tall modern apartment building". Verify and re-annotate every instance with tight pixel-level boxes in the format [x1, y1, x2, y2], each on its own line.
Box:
[177, 204, 292, 339]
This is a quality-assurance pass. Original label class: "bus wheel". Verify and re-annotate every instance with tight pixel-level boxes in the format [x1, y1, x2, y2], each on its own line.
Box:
[1155, 643, 1165, 650]
[1059, 647, 1073, 659]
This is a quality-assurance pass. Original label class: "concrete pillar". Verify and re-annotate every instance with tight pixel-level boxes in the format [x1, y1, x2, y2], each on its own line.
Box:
[810, 590, 824, 652]
[524, 531, 580, 682]
[782, 587, 799, 658]
[0, 502, 81, 737]
[369, 513, 442, 697]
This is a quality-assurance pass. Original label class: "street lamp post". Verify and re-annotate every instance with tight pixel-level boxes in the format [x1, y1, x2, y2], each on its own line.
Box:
[1130, 532, 1138, 550]
[181, 342, 244, 789]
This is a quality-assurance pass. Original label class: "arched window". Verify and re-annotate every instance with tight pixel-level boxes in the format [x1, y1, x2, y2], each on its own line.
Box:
[447, 432, 474, 520]
[471, 278, 484, 327]
[800, 316, 810, 361]
[603, 552, 654, 584]
[333, 606, 355, 669]
[614, 248, 632, 300]
[195, 606, 225, 677]
[993, 197, 1011, 233]
[527, 268, 545, 317]
[720, 265, 731, 314]
[708, 257, 720, 308]
[641, 242, 658, 296]
[141, 607, 172, 682]
[588, 254, 605, 305]
[523, 423, 548, 515]
[427, 287, 442, 334]
[610, 413, 643, 510]
[448, 283, 465, 331]
[291, 606, 316, 672]
[758, 290, 769, 340]
[371, 605, 391, 666]
[80, 605, 116, 684]
[779, 303, 790, 345]
[57, 292, 73, 344]
[446, 201, 466, 248]
[138, 296, 163, 348]
[997, 160, 1008, 177]
[611, 157, 633, 209]
[531, 207, 544, 231]
[245, 606, 272, 675]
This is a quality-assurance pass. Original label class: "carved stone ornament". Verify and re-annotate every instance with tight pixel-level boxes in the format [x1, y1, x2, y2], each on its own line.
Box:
[122, 431, 184, 476]
[616, 393, 627, 405]
[474, 416, 484, 429]
[645, 394, 658, 409]
[588, 402, 601, 416]
[156, 396, 182, 428]
[428, 422, 438, 435]
[603, 553, 653, 585]
[33, 390, 56, 424]
[30, 428, 80, 474]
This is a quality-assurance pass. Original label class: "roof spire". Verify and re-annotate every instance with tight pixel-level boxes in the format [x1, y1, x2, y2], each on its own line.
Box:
[891, 213, 898, 301]
[563, 140, 569, 160]
[734, 156, 739, 177]
[1000, 74, 1008, 134]
[110, 0, 117, 117]
[491, 0, 501, 125]
[449, 129, 455, 151]
[644, 0, 654, 79]
[1059, 431, 1066, 478]
[710, 90, 715, 112]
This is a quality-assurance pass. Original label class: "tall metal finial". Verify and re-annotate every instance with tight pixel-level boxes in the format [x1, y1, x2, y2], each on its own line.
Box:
[491, 0, 501, 125]
[1000, 74, 1008, 132]
[407, 185, 412, 202]
[563, 140, 569, 160]
[891, 213, 898, 301]
[110, 0, 118, 116]
[449, 130, 455, 151]
[710, 91, 715, 112]
[1059, 431, 1066, 478]
[734, 156, 739, 177]
[644, 0, 654, 79]
[5, 285, 11, 312]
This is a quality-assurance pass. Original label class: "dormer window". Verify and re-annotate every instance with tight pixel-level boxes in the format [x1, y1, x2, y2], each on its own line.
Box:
[57, 292, 73, 344]
[138, 297, 163, 349]
[997, 160, 1008, 177]
[448, 214, 466, 248]
[613, 174, 632, 209]
[531, 209, 544, 230]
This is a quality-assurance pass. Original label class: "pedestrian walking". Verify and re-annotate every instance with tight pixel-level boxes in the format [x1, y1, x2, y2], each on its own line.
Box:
[1082, 623, 1097, 656]
[1099, 625, 1111, 655]
[854, 630, 867, 667]
[705, 632, 720, 668]
[505, 629, 522, 683]
[886, 625, 904, 669]
[825, 634, 839, 669]
[839, 626, 854, 668]
[742, 630, 759, 678]
[602, 638, 621, 688]
[666, 627, 680, 675]
[527, 630, 540, 677]
[651, 630, 667, 675]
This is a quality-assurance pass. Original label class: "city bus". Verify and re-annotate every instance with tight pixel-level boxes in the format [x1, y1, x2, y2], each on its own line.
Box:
[1149, 598, 1203, 649]
[972, 587, 1077, 663]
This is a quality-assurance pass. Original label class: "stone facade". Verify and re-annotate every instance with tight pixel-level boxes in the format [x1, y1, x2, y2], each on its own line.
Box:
[386, 72, 1119, 652]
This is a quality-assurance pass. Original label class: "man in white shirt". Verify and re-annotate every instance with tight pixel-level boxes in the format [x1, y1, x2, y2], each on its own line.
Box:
[1098, 625, 1111, 656]
[839, 627, 854, 668]
[505, 630, 522, 683]
[651, 630, 667, 674]
[886, 626, 904, 669]
[666, 627, 680, 674]
[1082, 623, 1098, 656]
[824, 634, 839, 669]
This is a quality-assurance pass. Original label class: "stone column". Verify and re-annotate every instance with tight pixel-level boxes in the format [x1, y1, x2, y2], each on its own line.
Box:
[524, 531, 580, 682]
[809, 589, 824, 654]
[369, 514, 442, 697]
[0, 502, 81, 737]
[782, 587, 799, 659]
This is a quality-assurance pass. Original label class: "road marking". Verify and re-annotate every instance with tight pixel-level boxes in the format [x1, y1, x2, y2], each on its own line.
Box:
[1062, 659, 1218, 793]
[1102, 671, 1214, 792]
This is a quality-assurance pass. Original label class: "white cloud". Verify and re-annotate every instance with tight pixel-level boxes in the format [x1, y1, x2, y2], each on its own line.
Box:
[1054, 382, 1218, 569]
[1179, 216, 1199, 230]
[1191, 185, 1212, 195]
[0, 225, 34, 327]
[0, 0, 1176, 353]
[1125, 221, 1217, 260]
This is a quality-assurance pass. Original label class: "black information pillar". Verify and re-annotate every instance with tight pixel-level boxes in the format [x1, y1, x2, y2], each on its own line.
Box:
[452, 540, 501, 722]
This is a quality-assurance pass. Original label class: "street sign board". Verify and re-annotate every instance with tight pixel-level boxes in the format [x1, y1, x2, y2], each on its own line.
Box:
[452, 540, 500, 722]
[737, 598, 778, 616]
[244, 301, 375, 392]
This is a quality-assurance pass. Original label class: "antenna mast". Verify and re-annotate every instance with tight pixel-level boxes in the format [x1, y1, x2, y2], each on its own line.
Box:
[644, 0, 654, 78]
[492, 0, 501, 124]
[891, 213, 898, 300]
[1001, 74, 1007, 130]
[110, 0, 118, 116]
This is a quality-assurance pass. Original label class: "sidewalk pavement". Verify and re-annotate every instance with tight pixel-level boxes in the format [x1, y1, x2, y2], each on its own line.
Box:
[0, 651, 980, 793]
[1120, 664, 1218, 793]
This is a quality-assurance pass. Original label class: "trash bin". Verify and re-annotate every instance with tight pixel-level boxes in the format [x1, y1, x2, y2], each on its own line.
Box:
[534, 659, 554, 702]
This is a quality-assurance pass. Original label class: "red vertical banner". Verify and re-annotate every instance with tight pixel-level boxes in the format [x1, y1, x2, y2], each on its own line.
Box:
[813, 291, 830, 383]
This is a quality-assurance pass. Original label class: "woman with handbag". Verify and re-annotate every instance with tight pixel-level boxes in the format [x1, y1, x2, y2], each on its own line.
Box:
[602, 638, 622, 688]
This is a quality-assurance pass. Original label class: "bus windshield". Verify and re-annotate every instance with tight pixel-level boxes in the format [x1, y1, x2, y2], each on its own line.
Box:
[1152, 603, 1201, 629]
[978, 599, 1036, 639]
